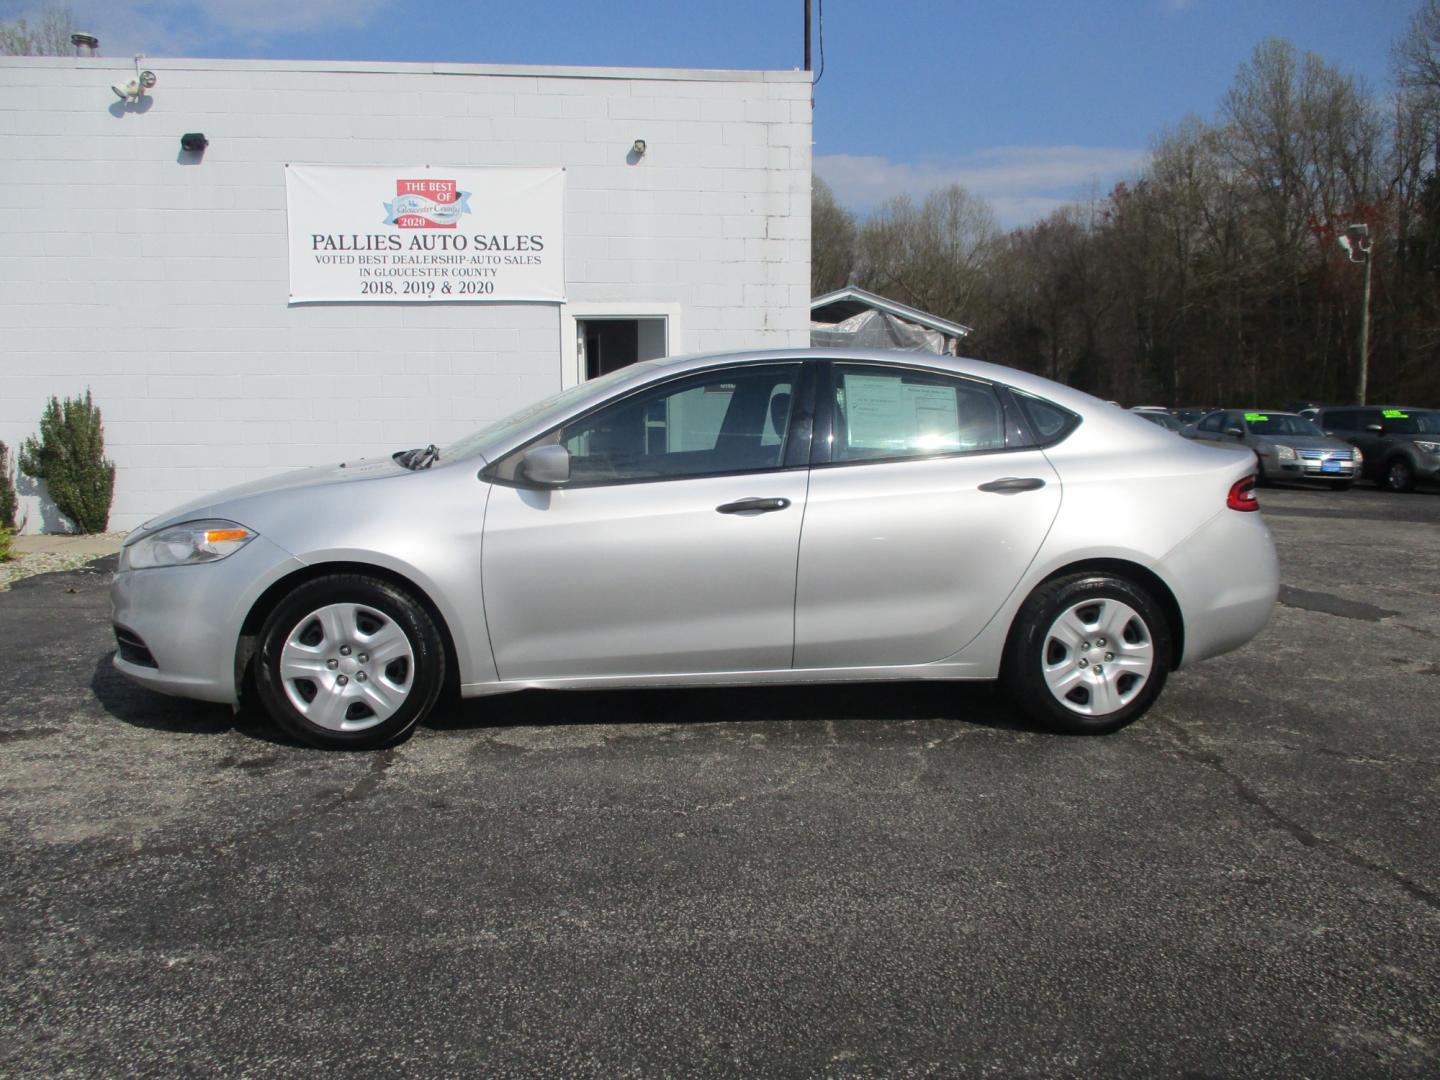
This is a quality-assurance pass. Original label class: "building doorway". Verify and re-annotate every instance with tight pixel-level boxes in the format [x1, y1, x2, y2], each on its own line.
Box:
[578, 317, 669, 380]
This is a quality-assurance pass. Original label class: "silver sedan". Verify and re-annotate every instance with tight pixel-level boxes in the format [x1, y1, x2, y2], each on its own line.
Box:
[112, 349, 1278, 748]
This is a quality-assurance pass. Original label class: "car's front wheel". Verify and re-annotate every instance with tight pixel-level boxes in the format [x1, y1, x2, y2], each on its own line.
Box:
[254, 573, 446, 749]
[1382, 457, 1415, 493]
[1003, 572, 1171, 735]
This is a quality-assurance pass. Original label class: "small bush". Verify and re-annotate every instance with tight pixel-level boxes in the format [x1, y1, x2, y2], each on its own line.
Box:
[0, 526, 14, 563]
[0, 440, 16, 530]
[19, 390, 116, 535]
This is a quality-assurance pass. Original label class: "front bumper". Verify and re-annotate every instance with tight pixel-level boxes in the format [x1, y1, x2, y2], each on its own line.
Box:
[1263, 451, 1359, 482]
[110, 535, 304, 705]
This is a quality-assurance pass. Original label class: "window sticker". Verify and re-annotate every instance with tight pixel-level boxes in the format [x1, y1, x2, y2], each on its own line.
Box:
[1244, 413, 1268, 422]
[844, 373, 961, 452]
[1383, 409, 1409, 419]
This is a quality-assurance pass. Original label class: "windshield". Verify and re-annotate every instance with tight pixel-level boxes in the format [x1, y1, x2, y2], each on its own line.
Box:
[1382, 409, 1440, 435]
[1244, 412, 1324, 436]
[440, 363, 652, 462]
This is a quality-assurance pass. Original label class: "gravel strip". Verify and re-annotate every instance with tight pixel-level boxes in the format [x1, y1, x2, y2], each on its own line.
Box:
[0, 548, 119, 591]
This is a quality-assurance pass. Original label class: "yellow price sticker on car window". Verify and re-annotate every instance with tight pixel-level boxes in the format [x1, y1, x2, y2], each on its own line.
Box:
[1383, 410, 1408, 418]
[1244, 413, 1267, 422]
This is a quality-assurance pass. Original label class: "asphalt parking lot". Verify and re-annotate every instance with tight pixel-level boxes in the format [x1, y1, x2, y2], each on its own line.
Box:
[2, 485, 1437, 1078]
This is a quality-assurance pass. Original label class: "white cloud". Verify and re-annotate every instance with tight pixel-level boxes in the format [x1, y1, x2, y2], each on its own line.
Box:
[815, 146, 1151, 229]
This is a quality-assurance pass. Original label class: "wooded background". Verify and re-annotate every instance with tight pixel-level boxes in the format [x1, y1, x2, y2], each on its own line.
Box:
[814, 7, 1440, 408]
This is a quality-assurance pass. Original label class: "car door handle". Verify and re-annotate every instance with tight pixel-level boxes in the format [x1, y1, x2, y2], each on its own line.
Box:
[978, 477, 1047, 494]
[716, 497, 791, 514]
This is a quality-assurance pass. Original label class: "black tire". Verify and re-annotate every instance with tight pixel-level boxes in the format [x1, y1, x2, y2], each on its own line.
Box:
[1002, 572, 1172, 735]
[1328, 480, 1354, 491]
[1382, 457, 1415, 493]
[254, 573, 446, 750]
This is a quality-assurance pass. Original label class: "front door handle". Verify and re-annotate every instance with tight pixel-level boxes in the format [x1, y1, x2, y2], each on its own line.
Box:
[716, 497, 791, 514]
[978, 477, 1047, 494]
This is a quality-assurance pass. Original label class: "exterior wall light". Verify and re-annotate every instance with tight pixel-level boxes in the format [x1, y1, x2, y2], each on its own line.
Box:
[632, 139, 647, 157]
[180, 133, 209, 154]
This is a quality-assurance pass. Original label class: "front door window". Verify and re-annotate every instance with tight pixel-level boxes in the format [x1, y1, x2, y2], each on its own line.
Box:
[552, 364, 800, 484]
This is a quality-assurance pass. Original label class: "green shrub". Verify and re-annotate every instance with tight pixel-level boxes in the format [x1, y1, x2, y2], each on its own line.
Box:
[0, 526, 14, 563]
[18, 390, 116, 535]
[0, 440, 16, 530]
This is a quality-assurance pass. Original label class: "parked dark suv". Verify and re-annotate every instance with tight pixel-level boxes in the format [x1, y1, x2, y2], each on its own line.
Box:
[1305, 406, 1440, 493]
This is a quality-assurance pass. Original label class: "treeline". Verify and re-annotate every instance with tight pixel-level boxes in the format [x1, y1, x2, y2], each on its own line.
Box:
[814, 7, 1440, 407]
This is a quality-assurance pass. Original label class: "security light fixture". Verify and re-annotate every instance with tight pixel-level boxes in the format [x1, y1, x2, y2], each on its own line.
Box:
[180, 133, 209, 154]
[632, 138, 647, 157]
[112, 56, 156, 104]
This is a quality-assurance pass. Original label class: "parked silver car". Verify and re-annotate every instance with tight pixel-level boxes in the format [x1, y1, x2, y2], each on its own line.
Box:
[112, 349, 1278, 749]
[1181, 409, 1361, 489]
[1130, 407, 1185, 433]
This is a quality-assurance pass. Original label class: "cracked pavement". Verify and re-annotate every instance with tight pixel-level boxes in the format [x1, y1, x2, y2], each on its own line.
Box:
[1, 485, 1437, 1077]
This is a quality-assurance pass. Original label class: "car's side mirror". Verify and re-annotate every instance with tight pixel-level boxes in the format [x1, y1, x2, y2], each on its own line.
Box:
[518, 444, 571, 487]
[1224, 427, 1244, 438]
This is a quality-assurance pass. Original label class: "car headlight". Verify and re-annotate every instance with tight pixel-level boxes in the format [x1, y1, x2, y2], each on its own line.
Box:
[1351, 447, 1364, 464]
[1415, 441, 1440, 456]
[1275, 444, 1296, 460]
[121, 519, 256, 570]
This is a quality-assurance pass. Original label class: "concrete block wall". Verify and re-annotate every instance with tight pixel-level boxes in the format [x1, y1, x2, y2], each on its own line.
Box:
[0, 58, 812, 531]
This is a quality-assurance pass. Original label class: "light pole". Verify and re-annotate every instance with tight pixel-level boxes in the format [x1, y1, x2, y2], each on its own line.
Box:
[1338, 223, 1373, 405]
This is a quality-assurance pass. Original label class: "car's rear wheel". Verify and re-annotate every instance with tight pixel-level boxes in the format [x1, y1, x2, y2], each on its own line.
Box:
[254, 574, 445, 749]
[1382, 457, 1415, 493]
[1003, 572, 1171, 735]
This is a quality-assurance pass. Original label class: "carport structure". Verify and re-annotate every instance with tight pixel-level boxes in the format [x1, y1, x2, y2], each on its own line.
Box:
[810, 284, 973, 355]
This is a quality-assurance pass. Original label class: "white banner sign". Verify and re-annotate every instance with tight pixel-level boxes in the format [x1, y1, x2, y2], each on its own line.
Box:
[285, 165, 565, 304]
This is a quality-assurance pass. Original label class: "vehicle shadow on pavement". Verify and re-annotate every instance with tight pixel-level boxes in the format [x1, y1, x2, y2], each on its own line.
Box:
[89, 651, 293, 745]
[89, 650, 1030, 745]
[424, 680, 1029, 736]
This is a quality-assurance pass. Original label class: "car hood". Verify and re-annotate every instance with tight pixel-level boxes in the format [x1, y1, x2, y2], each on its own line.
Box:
[132, 457, 411, 537]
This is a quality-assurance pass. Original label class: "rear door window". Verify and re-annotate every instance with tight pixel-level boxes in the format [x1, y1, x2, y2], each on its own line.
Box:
[829, 364, 1005, 463]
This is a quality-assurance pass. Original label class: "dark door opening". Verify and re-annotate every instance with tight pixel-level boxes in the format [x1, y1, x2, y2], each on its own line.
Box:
[579, 317, 668, 380]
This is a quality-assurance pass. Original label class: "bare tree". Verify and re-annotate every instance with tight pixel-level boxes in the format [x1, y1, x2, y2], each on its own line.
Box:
[811, 176, 857, 296]
[0, 6, 76, 56]
[855, 184, 996, 323]
[1394, 0, 1440, 172]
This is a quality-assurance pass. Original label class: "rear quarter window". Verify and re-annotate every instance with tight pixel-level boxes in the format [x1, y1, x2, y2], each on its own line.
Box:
[1012, 392, 1080, 446]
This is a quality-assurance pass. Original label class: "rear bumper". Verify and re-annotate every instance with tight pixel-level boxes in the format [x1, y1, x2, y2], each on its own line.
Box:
[1161, 508, 1279, 668]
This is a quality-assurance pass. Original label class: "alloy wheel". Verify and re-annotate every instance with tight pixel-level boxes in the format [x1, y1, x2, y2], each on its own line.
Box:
[1040, 597, 1155, 716]
[1387, 458, 1413, 492]
[278, 603, 415, 732]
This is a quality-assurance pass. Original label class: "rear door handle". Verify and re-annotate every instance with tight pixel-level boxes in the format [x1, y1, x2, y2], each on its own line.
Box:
[978, 477, 1047, 494]
[716, 497, 791, 514]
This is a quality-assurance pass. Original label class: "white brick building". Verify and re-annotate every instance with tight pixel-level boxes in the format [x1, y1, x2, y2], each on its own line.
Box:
[0, 56, 812, 531]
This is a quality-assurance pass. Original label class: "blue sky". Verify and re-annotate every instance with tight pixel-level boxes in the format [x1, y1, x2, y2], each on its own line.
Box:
[4, 0, 1423, 226]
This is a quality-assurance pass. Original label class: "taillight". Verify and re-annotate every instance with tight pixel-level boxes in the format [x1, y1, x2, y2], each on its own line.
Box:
[1227, 475, 1259, 512]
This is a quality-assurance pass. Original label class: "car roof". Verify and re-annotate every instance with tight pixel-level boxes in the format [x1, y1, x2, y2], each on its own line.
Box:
[643, 347, 1114, 414]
